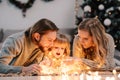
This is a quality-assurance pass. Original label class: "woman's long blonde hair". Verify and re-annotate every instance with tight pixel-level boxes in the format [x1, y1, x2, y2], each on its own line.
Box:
[78, 17, 108, 66]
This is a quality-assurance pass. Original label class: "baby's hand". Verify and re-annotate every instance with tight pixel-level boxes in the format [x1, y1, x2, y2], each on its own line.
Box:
[39, 57, 52, 66]
[39, 57, 53, 74]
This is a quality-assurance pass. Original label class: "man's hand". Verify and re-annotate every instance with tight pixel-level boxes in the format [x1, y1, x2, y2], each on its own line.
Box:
[22, 64, 42, 74]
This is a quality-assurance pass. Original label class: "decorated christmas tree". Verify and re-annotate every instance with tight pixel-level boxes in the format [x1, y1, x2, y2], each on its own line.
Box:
[75, 0, 120, 51]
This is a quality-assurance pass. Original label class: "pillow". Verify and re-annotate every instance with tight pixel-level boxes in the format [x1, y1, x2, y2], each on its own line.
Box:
[0, 28, 4, 42]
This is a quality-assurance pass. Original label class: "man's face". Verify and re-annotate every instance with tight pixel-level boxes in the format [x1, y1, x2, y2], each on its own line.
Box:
[39, 31, 57, 51]
[78, 30, 94, 49]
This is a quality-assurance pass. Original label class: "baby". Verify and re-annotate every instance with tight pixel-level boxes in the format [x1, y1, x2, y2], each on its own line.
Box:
[39, 33, 70, 74]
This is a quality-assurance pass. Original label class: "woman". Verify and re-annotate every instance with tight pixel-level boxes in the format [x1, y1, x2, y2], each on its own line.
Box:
[73, 17, 115, 70]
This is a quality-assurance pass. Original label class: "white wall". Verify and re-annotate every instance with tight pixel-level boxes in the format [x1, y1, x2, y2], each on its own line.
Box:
[0, 0, 75, 30]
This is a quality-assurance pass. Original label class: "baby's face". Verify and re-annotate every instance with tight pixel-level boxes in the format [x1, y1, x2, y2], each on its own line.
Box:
[52, 44, 65, 59]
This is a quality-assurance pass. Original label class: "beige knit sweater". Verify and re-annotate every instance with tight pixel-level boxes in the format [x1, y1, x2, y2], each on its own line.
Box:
[0, 31, 44, 73]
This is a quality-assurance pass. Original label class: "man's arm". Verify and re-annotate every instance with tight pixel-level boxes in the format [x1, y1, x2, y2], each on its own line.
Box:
[0, 36, 22, 73]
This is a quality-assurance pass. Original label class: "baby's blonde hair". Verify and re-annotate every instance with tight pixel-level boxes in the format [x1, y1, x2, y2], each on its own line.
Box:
[54, 33, 70, 56]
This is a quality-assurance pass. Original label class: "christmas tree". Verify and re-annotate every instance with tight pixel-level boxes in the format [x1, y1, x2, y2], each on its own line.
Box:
[75, 0, 120, 51]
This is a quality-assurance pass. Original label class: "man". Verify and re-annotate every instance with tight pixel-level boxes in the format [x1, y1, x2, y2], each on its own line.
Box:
[0, 18, 59, 74]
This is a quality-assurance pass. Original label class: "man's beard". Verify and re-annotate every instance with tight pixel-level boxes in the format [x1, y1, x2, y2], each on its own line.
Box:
[35, 37, 51, 52]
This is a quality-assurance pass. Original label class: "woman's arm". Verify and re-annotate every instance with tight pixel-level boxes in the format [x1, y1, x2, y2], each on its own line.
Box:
[105, 34, 115, 69]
